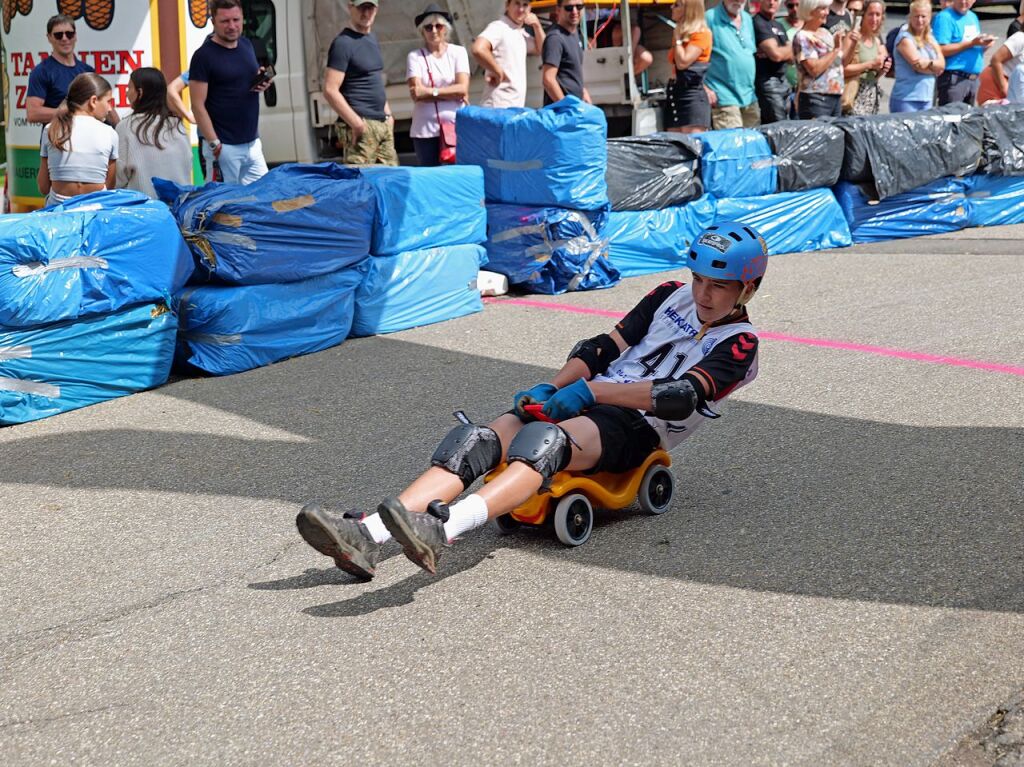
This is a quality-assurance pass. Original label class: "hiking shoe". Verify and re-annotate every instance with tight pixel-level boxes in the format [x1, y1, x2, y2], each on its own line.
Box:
[295, 503, 381, 580]
[377, 497, 448, 575]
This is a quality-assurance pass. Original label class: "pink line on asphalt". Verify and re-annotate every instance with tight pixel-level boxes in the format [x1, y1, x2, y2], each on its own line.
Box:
[485, 297, 1024, 377]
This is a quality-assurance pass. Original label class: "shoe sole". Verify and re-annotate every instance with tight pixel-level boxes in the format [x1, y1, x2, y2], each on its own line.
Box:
[377, 498, 439, 575]
[295, 507, 375, 580]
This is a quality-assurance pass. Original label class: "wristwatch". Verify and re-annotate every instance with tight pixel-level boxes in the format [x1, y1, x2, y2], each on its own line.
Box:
[209, 139, 222, 151]
[432, 87, 439, 98]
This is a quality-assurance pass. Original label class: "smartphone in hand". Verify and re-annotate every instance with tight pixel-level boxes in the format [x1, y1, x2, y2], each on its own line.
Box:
[251, 64, 275, 89]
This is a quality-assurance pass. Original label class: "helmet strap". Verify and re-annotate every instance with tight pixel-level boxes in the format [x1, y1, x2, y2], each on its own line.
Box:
[734, 281, 757, 308]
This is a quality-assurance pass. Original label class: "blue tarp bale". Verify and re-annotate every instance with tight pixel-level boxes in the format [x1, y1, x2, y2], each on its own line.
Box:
[0, 190, 192, 328]
[155, 162, 375, 285]
[361, 165, 486, 255]
[0, 302, 177, 425]
[833, 178, 970, 243]
[964, 174, 1024, 227]
[714, 189, 852, 254]
[176, 268, 362, 376]
[698, 129, 777, 199]
[351, 244, 487, 335]
[604, 196, 717, 278]
[457, 97, 609, 210]
[456, 106, 530, 201]
[484, 205, 618, 294]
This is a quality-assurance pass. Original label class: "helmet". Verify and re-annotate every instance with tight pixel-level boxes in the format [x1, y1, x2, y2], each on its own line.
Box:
[686, 222, 768, 282]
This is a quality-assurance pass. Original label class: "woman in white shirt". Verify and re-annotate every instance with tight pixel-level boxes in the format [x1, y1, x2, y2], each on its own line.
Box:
[38, 72, 118, 206]
[406, 3, 470, 166]
[116, 67, 192, 198]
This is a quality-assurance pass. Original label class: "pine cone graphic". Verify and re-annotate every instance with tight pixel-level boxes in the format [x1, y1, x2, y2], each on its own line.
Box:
[83, 0, 113, 30]
[189, 0, 208, 29]
[57, 0, 82, 17]
[3, 1, 16, 35]
[17, 0, 32, 15]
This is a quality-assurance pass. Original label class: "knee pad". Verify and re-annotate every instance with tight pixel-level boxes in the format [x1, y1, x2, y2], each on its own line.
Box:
[430, 423, 502, 489]
[506, 421, 572, 480]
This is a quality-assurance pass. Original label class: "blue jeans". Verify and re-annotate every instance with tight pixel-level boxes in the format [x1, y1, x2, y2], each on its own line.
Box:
[889, 96, 931, 113]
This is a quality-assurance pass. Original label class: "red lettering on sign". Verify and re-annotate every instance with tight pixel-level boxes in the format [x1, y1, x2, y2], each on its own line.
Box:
[11, 52, 24, 76]
[118, 50, 144, 72]
[23, 52, 36, 72]
[115, 83, 131, 108]
[91, 50, 116, 74]
[16, 85, 27, 109]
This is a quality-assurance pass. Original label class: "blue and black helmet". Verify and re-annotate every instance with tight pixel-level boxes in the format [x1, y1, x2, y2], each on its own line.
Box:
[686, 222, 768, 282]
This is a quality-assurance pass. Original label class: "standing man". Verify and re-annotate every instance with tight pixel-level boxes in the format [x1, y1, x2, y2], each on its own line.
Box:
[473, 0, 545, 108]
[826, 0, 854, 35]
[26, 15, 115, 126]
[932, 0, 996, 105]
[753, 0, 795, 124]
[324, 0, 398, 166]
[189, 0, 271, 184]
[704, 0, 760, 129]
[541, 0, 591, 105]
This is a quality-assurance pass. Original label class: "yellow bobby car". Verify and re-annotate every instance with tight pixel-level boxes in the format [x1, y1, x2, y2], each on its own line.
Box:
[484, 449, 674, 547]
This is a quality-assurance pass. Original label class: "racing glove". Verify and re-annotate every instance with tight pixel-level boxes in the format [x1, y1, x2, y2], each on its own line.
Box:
[513, 382, 558, 420]
[541, 379, 596, 421]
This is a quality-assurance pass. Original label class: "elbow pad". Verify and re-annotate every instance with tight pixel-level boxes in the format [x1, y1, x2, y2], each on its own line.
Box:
[567, 333, 621, 377]
[650, 378, 698, 421]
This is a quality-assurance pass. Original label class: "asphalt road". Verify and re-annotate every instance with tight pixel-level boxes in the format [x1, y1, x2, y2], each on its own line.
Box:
[2, 220, 1022, 765]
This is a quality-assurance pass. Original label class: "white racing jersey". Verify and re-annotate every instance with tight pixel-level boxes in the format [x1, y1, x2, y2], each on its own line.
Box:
[591, 281, 759, 449]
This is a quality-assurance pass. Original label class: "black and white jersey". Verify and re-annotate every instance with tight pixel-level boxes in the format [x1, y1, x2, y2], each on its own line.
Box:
[592, 281, 759, 449]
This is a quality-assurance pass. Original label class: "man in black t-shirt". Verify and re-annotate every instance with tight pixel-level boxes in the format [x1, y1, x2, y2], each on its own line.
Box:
[826, 0, 854, 35]
[541, 0, 591, 105]
[753, 0, 795, 124]
[190, 0, 271, 184]
[324, 0, 397, 165]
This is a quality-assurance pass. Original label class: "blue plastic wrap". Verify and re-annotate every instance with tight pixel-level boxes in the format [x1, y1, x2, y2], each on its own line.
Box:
[698, 129, 777, 199]
[360, 165, 486, 255]
[714, 189, 852, 255]
[351, 244, 487, 335]
[0, 190, 192, 328]
[456, 106, 529, 201]
[604, 196, 717, 278]
[964, 174, 1024, 227]
[175, 268, 362, 376]
[0, 302, 176, 425]
[484, 205, 617, 294]
[833, 178, 970, 243]
[457, 97, 609, 210]
[155, 162, 375, 285]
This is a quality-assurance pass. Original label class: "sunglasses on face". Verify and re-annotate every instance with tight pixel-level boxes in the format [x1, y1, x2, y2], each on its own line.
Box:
[423, 23, 445, 31]
[562, 4, 584, 11]
[51, 30, 76, 40]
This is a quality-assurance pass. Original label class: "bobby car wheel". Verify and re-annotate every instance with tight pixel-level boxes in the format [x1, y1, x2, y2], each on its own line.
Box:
[553, 493, 593, 546]
[638, 465, 674, 515]
[490, 513, 521, 535]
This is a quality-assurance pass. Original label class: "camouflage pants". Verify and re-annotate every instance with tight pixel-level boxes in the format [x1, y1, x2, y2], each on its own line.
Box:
[334, 119, 398, 166]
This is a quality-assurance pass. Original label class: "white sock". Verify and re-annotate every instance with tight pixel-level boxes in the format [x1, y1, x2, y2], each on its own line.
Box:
[443, 494, 489, 542]
[361, 512, 392, 544]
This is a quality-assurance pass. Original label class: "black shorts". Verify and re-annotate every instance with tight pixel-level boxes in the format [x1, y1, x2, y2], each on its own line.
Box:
[582, 405, 661, 475]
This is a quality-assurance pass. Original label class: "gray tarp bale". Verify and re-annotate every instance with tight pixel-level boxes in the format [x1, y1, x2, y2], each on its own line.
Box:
[980, 104, 1024, 176]
[835, 104, 984, 200]
[605, 133, 703, 211]
[757, 119, 844, 192]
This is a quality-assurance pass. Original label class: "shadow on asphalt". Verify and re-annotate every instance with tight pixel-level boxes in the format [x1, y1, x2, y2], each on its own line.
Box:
[7, 336, 1022, 615]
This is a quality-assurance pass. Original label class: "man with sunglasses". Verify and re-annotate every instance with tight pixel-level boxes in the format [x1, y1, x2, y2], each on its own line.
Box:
[542, 0, 592, 105]
[26, 15, 116, 127]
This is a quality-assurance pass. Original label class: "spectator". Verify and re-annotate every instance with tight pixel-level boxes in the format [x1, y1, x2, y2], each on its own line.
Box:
[37, 73, 117, 207]
[26, 14, 116, 130]
[406, 4, 470, 167]
[665, 0, 713, 133]
[115, 68, 192, 199]
[704, 0, 760, 129]
[542, 0, 591, 104]
[1009, 0, 1023, 39]
[1009, 58, 1024, 102]
[932, 0, 995, 106]
[596, 17, 654, 76]
[977, 32, 1024, 104]
[779, 0, 804, 96]
[324, 0, 397, 165]
[794, 0, 855, 119]
[189, 0, 271, 184]
[472, 0, 545, 108]
[826, 0, 854, 35]
[167, 71, 197, 124]
[843, 0, 891, 114]
[753, 0, 795, 124]
[890, 0, 944, 112]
